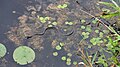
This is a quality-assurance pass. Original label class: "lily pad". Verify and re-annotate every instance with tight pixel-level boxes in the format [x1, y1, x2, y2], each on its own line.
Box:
[13, 46, 35, 65]
[0, 43, 7, 58]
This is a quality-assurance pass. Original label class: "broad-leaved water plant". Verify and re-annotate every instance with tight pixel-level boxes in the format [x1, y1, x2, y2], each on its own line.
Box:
[0, 43, 7, 58]
[13, 46, 35, 65]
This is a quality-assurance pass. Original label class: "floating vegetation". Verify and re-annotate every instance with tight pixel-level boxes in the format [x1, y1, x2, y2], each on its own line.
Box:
[0, 43, 7, 58]
[82, 32, 90, 39]
[81, 19, 86, 23]
[55, 45, 62, 50]
[61, 56, 66, 61]
[73, 61, 78, 65]
[81, 25, 86, 29]
[90, 37, 103, 45]
[67, 53, 72, 57]
[13, 46, 35, 65]
[53, 52, 58, 56]
[5, 0, 120, 66]
[65, 21, 73, 25]
[57, 3, 68, 9]
[66, 61, 71, 65]
[37, 16, 50, 23]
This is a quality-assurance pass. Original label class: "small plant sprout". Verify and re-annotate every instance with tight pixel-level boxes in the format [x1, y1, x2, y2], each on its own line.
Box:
[13, 46, 35, 65]
[0, 43, 7, 58]
[53, 52, 58, 56]
[55, 45, 62, 50]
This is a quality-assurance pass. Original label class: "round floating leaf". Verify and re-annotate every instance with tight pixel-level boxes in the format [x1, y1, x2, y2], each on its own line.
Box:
[66, 58, 71, 62]
[81, 19, 86, 23]
[81, 26, 85, 29]
[53, 52, 58, 56]
[73, 61, 78, 65]
[0, 43, 7, 58]
[59, 42, 64, 47]
[67, 53, 72, 57]
[61, 56, 66, 61]
[66, 61, 71, 65]
[55, 45, 62, 50]
[13, 46, 35, 65]
[95, 30, 99, 33]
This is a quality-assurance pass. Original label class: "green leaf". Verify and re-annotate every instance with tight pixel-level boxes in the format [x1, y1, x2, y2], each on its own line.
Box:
[0, 43, 7, 58]
[13, 46, 35, 65]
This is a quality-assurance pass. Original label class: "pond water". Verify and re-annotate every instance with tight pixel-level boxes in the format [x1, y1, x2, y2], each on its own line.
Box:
[0, 0, 119, 67]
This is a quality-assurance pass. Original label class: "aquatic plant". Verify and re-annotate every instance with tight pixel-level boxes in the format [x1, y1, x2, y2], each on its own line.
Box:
[99, 0, 120, 19]
[82, 32, 90, 39]
[55, 45, 62, 50]
[65, 21, 73, 25]
[53, 52, 58, 56]
[0, 43, 7, 58]
[61, 56, 66, 61]
[13, 46, 35, 65]
[37, 16, 50, 23]
[90, 37, 103, 45]
[81, 19, 86, 23]
[57, 3, 68, 9]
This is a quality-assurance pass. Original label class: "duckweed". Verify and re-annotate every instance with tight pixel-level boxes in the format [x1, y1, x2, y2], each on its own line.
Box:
[66, 58, 71, 62]
[66, 61, 71, 65]
[92, 18, 98, 24]
[59, 42, 64, 47]
[90, 37, 103, 45]
[67, 53, 72, 57]
[55, 45, 62, 50]
[38, 16, 50, 23]
[57, 3, 68, 9]
[61, 56, 66, 61]
[52, 22, 58, 25]
[81, 25, 85, 29]
[95, 30, 99, 33]
[53, 52, 58, 56]
[65, 21, 73, 25]
[81, 19, 86, 23]
[85, 26, 92, 32]
[73, 61, 78, 65]
[82, 32, 90, 39]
